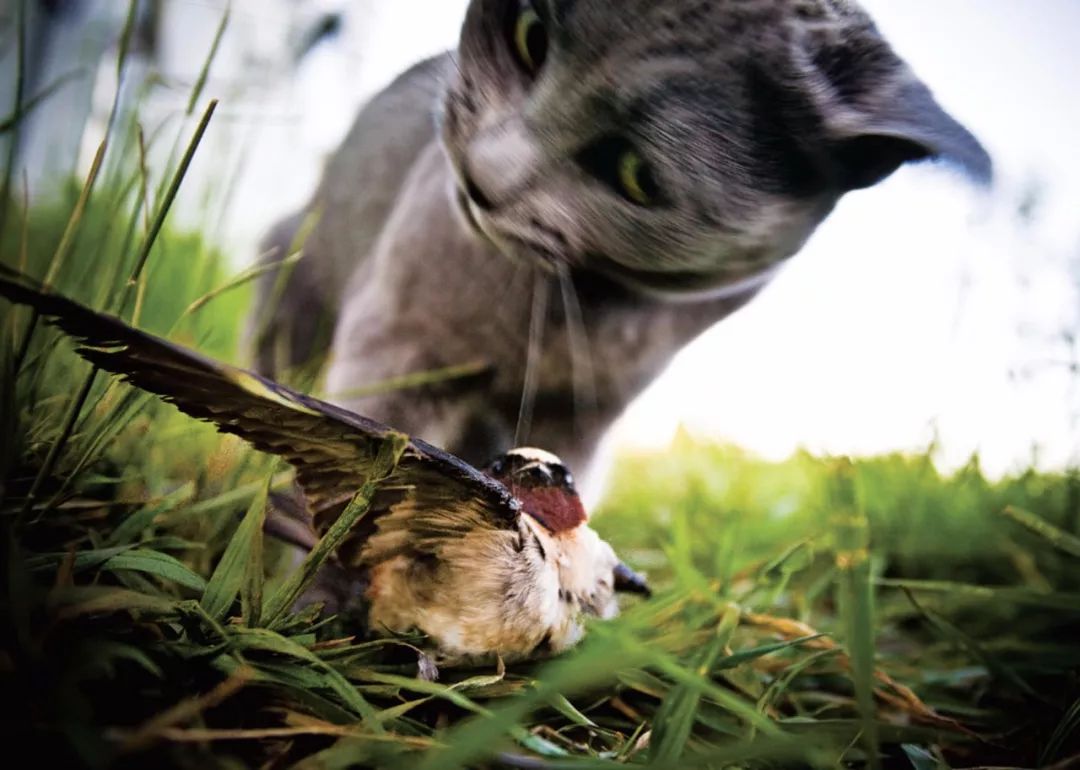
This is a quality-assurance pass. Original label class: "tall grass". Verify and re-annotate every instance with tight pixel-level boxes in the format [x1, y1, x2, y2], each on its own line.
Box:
[2, 7, 1080, 770]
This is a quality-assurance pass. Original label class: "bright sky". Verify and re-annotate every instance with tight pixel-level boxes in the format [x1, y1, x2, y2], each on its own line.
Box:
[138, 0, 1080, 478]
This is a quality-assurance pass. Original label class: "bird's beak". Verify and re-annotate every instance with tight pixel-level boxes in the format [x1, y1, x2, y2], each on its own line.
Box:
[614, 562, 651, 597]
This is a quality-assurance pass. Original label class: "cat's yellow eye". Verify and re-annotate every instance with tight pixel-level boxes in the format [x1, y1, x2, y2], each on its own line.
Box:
[512, 5, 548, 74]
[617, 150, 655, 206]
[576, 136, 662, 207]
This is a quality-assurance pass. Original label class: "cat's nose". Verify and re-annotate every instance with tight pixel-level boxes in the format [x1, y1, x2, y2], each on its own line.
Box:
[463, 115, 541, 211]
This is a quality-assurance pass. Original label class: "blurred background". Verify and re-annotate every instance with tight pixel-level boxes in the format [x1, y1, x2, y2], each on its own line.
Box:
[3, 0, 1078, 479]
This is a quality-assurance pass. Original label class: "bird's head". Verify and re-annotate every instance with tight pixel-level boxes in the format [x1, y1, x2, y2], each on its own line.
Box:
[486, 447, 585, 534]
[485, 447, 650, 599]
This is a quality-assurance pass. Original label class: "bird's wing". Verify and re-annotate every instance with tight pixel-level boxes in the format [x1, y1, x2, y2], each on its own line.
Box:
[0, 269, 521, 542]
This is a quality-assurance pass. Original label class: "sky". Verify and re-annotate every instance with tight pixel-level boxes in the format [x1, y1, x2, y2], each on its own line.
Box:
[60, 0, 1080, 478]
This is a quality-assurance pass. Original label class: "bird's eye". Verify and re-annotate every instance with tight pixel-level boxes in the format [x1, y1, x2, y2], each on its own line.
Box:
[490, 458, 507, 476]
[550, 465, 575, 489]
[527, 465, 553, 483]
[576, 136, 661, 206]
[510, 3, 548, 75]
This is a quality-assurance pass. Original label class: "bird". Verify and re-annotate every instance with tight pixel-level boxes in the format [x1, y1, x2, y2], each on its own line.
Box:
[0, 267, 650, 665]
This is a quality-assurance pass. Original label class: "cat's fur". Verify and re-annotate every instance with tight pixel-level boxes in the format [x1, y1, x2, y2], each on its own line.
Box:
[254, 0, 990, 476]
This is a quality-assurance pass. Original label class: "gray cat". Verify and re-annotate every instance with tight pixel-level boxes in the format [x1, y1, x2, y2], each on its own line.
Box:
[254, 0, 990, 477]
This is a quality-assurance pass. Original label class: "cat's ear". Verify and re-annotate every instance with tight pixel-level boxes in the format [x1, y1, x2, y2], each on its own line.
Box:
[809, 36, 993, 190]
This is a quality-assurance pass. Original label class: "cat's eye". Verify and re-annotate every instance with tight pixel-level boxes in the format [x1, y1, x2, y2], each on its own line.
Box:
[577, 137, 662, 207]
[511, 3, 548, 74]
[617, 150, 657, 206]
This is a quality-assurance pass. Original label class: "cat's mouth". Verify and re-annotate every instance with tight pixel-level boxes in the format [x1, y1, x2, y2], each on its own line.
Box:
[454, 185, 562, 271]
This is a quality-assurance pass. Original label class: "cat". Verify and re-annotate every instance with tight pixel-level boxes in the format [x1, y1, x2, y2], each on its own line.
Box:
[253, 0, 991, 479]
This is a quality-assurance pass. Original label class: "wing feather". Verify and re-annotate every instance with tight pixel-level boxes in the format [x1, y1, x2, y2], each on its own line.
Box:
[0, 269, 520, 545]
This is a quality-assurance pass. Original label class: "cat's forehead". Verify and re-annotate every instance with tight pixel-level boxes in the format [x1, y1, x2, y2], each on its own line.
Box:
[546, 0, 866, 44]
[529, 0, 877, 117]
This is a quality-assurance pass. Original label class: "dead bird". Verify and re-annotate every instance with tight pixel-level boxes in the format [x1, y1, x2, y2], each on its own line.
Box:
[0, 269, 649, 664]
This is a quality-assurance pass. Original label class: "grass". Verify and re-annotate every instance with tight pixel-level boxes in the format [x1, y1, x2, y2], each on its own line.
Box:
[2, 8, 1080, 769]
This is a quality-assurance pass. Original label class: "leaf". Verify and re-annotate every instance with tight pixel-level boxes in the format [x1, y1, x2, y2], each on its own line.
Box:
[103, 548, 207, 592]
[201, 474, 269, 620]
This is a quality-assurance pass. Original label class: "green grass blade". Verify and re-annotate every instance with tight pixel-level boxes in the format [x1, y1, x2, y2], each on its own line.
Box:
[227, 627, 381, 727]
[651, 606, 738, 763]
[1041, 696, 1080, 765]
[831, 458, 881, 770]
[0, 328, 15, 483]
[324, 360, 494, 402]
[0, 68, 83, 134]
[241, 479, 266, 627]
[201, 474, 269, 620]
[0, 0, 26, 239]
[103, 548, 207, 592]
[20, 367, 99, 523]
[14, 139, 107, 368]
[902, 744, 949, 770]
[878, 579, 1080, 611]
[50, 586, 181, 621]
[185, 5, 230, 116]
[263, 433, 408, 627]
[26, 545, 132, 573]
[115, 98, 218, 311]
[106, 482, 196, 547]
[902, 588, 1038, 699]
[176, 251, 303, 324]
[1003, 505, 1080, 559]
[45, 387, 157, 508]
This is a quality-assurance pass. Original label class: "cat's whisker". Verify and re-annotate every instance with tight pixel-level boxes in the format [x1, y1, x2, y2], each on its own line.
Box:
[557, 265, 599, 440]
[444, 50, 466, 81]
[515, 271, 549, 446]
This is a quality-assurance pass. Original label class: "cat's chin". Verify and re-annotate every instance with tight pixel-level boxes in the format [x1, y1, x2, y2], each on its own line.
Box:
[597, 261, 786, 304]
[454, 185, 487, 241]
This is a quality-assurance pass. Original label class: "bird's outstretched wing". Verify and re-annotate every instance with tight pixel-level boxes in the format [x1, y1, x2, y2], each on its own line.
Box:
[0, 268, 520, 547]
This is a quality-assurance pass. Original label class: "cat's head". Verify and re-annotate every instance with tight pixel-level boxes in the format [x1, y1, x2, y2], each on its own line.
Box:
[439, 0, 991, 298]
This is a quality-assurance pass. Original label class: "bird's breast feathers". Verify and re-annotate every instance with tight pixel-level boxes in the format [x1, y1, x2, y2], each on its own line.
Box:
[364, 515, 617, 662]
